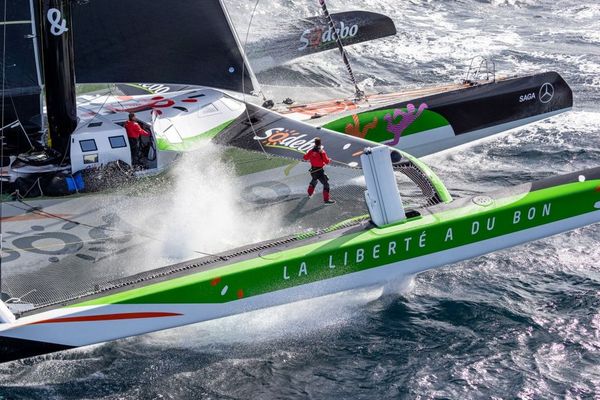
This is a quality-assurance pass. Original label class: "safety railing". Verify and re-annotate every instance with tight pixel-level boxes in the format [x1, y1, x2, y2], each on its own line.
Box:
[463, 56, 496, 85]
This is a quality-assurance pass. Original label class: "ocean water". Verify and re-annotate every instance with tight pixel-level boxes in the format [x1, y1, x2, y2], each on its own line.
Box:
[2, 0, 600, 398]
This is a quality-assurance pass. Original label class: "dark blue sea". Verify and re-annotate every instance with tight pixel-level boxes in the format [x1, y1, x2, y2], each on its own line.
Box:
[1, 0, 600, 398]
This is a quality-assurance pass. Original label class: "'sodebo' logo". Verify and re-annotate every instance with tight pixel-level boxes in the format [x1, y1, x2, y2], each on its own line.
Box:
[47, 8, 68, 36]
[253, 127, 317, 153]
[539, 83, 554, 104]
[299, 22, 359, 51]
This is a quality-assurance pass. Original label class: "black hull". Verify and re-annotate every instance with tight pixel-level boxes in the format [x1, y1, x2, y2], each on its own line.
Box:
[0, 336, 72, 363]
[415, 71, 572, 136]
[319, 71, 573, 156]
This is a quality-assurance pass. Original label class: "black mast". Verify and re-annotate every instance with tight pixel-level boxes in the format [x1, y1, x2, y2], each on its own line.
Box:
[39, 0, 77, 158]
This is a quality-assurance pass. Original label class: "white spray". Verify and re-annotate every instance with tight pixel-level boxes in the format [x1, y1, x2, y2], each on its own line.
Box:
[149, 143, 286, 263]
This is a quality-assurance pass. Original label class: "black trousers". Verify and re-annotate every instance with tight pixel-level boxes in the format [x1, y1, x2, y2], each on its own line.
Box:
[128, 137, 140, 165]
[309, 168, 330, 191]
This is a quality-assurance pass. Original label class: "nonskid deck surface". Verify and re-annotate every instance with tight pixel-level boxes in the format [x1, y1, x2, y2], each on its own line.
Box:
[4, 202, 372, 317]
[270, 79, 510, 122]
[269, 81, 475, 113]
[0, 154, 429, 312]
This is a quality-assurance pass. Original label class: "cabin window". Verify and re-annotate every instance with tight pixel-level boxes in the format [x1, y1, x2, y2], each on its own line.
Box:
[221, 97, 243, 111]
[197, 104, 219, 117]
[79, 139, 97, 152]
[109, 135, 127, 149]
[83, 154, 98, 164]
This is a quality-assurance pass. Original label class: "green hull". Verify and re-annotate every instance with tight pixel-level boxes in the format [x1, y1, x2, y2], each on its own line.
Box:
[1, 167, 598, 363]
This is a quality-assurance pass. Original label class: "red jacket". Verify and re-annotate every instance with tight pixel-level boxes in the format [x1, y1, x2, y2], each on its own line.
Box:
[303, 147, 330, 168]
[125, 121, 150, 139]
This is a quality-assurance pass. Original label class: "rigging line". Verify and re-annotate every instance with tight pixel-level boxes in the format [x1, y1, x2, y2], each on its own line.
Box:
[1, 233, 133, 251]
[1, 0, 8, 297]
[240, 0, 266, 102]
[317, 0, 364, 101]
[109, 83, 128, 111]
[22, 177, 41, 198]
[237, 1, 361, 167]
[7, 94, 35, 149]
[13, 197, 144, 237]
[12, 198, 226, 259]
[55, 85, 114, 167]
[240, 0, 270, 158]
[12, 197, 135, 234]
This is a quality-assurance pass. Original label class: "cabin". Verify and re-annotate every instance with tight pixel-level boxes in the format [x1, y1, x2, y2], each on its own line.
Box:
[3, 88, 246, 195]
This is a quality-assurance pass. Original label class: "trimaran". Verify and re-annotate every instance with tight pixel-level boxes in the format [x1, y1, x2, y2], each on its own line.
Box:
[0, 0, 596, 363]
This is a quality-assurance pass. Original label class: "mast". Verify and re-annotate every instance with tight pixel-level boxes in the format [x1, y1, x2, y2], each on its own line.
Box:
[39, 0, 77, 158]
[1, 0, 6, 305]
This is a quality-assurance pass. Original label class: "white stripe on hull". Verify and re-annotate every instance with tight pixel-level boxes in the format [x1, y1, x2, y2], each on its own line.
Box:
[390, 125, 455, 151]
[400, 108, 571, 157]
[2, 208, 599, 347]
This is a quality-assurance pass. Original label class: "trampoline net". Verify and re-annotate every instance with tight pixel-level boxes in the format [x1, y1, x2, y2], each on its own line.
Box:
[0, 146, 444, 311]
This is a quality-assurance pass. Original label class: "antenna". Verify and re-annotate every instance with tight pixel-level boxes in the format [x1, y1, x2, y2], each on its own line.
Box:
[317, 0, 364, 101]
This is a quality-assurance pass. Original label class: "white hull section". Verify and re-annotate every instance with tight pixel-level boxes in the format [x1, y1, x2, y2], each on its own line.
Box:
[391, 125, 455, 153]
[1, 207, 599, 348]
[401, 108, 570, 157]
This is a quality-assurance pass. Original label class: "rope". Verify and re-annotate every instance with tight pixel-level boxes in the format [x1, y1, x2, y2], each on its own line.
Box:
[1, 0, 8, 298]
[12, 196, 227, 260]
[2, 92, 36, 151]
[4, 289, 36, 304]
[55, 84, 115, 167]
[240, 0, 270, 159]
[317, 0, 364, 101]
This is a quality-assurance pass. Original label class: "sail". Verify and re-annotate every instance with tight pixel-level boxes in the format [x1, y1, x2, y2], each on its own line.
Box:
[0, 0, 42, 150]
[250, 11, 397, 72]
[71, 0, 258, 95]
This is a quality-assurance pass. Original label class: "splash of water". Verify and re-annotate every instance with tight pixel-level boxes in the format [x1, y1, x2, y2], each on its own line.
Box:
[141, 285, 386, 349]
[141, 142, 287, 264]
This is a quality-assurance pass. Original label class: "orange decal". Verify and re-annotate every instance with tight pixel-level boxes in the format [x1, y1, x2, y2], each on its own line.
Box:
[1, 213, 72, 222]
[345, 114, 378, 138]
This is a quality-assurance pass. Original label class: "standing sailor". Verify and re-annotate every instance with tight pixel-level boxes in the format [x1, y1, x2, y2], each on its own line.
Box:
[124, 113, 150, 166]
[303, 137, 335, 204]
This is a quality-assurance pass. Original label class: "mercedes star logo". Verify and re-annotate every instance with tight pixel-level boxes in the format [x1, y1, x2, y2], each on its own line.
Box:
[539, 82, 554, 104]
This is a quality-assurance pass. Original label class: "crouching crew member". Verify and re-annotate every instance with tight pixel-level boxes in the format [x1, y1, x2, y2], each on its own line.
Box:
[303, 137, 335, 204]
[124, 112, 150, 166]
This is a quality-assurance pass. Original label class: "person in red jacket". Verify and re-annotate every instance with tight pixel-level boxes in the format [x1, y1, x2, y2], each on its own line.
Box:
[303, 137, 335, 204]
[124, 113, 151, 166]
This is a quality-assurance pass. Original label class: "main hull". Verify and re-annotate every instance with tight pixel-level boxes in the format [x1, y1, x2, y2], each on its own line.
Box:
[283, 72, 573, 156]
[113, 72, 573, 159]
[1, 166, 599, 362]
